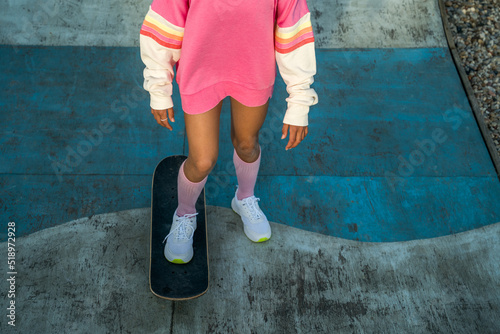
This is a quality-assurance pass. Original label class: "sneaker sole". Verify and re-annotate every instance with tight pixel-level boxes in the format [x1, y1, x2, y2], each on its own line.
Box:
[165, 255, 192, 265]
[256, 237, 270, 242]
[169, 258, 188, 264]
[246, 232, 271, 243]
[231, 200, 271, 243]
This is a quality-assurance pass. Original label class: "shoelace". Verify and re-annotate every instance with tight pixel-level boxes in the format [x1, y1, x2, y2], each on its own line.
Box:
[163, 212, 198, 243]
[241, 196, 262, 221]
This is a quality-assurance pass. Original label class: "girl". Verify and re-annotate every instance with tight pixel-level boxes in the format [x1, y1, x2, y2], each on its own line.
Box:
[140, 0, 318, 264]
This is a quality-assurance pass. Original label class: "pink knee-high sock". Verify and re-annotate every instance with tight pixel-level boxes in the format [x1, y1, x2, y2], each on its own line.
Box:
[233, 148, 261, 200]
[176, 160, 207, 216]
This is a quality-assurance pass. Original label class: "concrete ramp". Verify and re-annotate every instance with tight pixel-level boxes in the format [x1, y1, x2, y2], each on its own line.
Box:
[2, 207, 499, 333]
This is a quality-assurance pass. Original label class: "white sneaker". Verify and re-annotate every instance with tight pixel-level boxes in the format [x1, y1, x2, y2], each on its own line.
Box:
[163, 210, 198, 264]
[231, 187, 271, 242]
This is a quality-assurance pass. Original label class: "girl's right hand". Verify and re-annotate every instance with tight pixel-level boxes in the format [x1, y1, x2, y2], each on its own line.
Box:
[151, 108, 175, 130]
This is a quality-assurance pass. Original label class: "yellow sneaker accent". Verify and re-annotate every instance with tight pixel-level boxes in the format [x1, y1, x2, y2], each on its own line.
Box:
[171, 259, 187, 264]
[256, 237, 270, 243]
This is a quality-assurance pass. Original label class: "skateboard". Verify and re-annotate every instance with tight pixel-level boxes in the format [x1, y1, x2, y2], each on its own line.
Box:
[150, 155, 209, 300]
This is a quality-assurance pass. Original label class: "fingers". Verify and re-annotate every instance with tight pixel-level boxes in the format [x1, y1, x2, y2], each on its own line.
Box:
[281, 124, 289, 140]
[151, 108, 174, 131]
[283, 124, 308, 150]
[167, 108, 175, 123]
[286, 126, 299, 150]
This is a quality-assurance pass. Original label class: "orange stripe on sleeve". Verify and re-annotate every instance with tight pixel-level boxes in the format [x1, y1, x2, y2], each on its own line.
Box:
[143, 20, 183, 42]
[275, 37, 315, 54]
[140, 30, 182, 49]
[275, 26, 313, 44]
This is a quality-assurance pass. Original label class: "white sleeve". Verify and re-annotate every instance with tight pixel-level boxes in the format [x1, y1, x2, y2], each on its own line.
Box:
[275, 11, 319, 126]
[140, 6, 185, 110]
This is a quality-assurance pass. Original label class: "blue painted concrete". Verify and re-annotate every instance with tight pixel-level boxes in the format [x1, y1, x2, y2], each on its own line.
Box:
[0, 46, 185, 176]
[205, 175, 500, 242]
[220, 48, 494, 178]
[1, 45, 499, 241]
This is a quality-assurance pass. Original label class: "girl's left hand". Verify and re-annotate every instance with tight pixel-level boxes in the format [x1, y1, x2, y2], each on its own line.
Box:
[281, 123, 308, 150]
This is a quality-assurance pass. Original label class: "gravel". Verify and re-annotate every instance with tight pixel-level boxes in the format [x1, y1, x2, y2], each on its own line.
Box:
[444, 0, 500, 156]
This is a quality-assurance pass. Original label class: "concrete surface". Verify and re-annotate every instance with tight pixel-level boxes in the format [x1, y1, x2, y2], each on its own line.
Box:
[1, 0, 446, 48]
[1, 206, 499, 333]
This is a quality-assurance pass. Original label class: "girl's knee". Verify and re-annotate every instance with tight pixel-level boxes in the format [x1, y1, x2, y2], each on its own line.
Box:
[189, 156, 217, 175]
[233, 138, 259, 157]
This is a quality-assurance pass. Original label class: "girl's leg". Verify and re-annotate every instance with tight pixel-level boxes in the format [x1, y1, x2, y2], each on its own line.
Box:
[165, 100, 223, 264]
[230, 97, 271, 243]
[176, 100, 223, 216]
[230, 97, 269, 200]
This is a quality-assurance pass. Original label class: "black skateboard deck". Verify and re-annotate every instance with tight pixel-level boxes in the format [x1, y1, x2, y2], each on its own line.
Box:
[150, 155, 209, 300]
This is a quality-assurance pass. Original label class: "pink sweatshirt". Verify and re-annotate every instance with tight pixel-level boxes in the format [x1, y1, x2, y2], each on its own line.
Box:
[140, 0, 318, 126]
